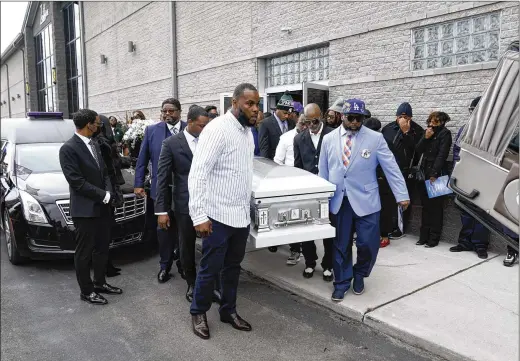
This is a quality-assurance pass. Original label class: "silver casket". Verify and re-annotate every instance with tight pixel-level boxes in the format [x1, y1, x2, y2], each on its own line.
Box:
[249, 158, 336, 249]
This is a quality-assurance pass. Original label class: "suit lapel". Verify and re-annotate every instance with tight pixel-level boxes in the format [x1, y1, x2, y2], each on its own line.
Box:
[74, 134, 100, 171]
[178, 132, 193, 161]
[303, 131, 316, 152]
[346, 127, 366, 172]
[271, 117, 282, 138]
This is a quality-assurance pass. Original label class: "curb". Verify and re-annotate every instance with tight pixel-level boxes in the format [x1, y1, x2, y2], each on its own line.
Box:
[240, 262, 475, 361]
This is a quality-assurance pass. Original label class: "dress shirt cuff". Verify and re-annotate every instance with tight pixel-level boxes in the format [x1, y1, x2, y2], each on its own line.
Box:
[103, 192, 111, 204]
[155, 212, 168, 216]
[192, 214, 210, 227]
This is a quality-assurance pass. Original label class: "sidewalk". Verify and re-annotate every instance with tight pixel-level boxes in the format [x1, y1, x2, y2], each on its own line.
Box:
[241, 236, 518, 361]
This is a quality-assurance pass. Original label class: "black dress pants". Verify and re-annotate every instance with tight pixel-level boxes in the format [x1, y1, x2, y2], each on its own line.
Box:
[72, 206, 111, 295]
[177, 213, 221, 290]
[301, 212, 335, 270]
[419, 184, 445, 245]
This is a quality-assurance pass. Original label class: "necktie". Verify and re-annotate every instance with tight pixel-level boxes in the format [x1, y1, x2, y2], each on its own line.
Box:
[171, 126, 178, 135]
[282, 122, 288, 133]
[88, 140, 100, 168]
[343, 134, 353, 167]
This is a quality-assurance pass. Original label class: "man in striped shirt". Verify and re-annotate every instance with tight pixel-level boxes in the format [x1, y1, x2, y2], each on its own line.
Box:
[188, 83, 260, 340]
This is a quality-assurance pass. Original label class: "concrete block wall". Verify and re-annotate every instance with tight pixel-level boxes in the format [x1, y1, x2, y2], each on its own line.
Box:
[0, 65, 8, 118]
[83, 1, 172, 117]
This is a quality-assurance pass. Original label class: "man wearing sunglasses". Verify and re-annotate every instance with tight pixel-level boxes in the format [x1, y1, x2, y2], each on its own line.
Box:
[134, 98, 187, 284]
[293, 104, 335, 281]
[318, 98, 409, 302]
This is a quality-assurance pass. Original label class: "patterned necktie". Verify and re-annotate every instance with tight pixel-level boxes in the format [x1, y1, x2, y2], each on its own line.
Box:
[282, 122, 288, 133]
[171, 126, 178, 135]
[342, 134, 353, 167]
[88, 140, 100, 168]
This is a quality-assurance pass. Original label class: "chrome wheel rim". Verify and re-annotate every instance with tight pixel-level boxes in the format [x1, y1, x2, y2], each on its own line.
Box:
[3, 212, 12, 258]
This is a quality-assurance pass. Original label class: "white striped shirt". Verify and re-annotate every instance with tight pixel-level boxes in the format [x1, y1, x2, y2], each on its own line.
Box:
[188, 110, 254, 228]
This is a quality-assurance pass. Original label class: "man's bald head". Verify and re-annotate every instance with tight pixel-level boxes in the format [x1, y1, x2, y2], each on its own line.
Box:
[304, 103, 321, 119]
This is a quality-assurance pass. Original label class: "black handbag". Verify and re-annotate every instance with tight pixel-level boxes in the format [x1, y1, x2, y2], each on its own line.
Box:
[407, 153, 425, 182]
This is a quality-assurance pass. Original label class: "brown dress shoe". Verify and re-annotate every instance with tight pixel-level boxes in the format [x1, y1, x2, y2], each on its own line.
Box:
[192, 314, 210, 339]
[220, 312, 252, 331]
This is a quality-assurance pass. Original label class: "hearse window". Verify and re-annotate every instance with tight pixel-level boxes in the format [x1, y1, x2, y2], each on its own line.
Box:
[15, 143, 63, 175]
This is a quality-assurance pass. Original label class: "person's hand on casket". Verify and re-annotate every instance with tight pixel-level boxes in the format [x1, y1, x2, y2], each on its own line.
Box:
[195, 220, 213, 238]
[398, 200, 410, 211]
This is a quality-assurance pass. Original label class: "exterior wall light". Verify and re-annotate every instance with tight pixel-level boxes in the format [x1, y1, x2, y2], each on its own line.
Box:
[100, 54, 107, 64]
[51, 67, 57, 84]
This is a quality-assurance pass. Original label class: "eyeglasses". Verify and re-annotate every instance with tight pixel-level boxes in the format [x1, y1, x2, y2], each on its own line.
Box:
[161, 108, 180, 114]
[344, 115, 364, 123]
[306, 118, 321, 125]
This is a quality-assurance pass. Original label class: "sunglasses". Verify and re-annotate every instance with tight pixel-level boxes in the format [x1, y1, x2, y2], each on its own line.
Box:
[161, 108, 180, 114]
[306, 118, 321, 125]
[344, 115, 364, 123]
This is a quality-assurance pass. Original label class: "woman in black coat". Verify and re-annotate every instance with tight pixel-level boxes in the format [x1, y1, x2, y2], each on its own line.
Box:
[415, 112, 452, 248]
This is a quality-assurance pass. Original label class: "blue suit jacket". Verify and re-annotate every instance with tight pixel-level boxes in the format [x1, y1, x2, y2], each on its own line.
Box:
[134, 121, 187, 200]
[318, 126, 409, 216]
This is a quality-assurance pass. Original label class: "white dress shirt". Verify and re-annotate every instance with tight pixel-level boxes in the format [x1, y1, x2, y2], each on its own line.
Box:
[189, 111, 254, 228]
[75, 132, 111, 204]
[274, 128, 298, 166]
[183, 128, 198, 155]
[167, 121, 181, 135]
[310, 122, 324, 149]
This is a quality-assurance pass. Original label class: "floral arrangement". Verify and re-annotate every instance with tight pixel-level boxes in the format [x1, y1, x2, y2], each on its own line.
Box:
[122, 119, 154, 150]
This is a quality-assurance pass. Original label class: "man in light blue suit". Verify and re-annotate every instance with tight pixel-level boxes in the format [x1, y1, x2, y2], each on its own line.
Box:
[318, 98, 410, 302]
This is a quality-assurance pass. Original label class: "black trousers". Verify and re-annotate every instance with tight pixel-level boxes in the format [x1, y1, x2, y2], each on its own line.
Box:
[72, 206, 111, 295]
[157, 210, 179, 271]
[177, 213, 198, 285]
[419, 183, 445, 245]
[177, 213, 222, 290]
[301, 212, 335, 270]
[378, 177, 414, 235]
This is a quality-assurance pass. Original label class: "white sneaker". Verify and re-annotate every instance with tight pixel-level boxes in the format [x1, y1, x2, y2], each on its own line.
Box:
[286, 251, 301, 265]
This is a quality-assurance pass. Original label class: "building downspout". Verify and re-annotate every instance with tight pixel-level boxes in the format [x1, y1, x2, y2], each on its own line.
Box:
[170, 1, 178, 99]
[5, 63, 11, 117]
[79, 1, 88, 108]
[19, 47, 28, 115]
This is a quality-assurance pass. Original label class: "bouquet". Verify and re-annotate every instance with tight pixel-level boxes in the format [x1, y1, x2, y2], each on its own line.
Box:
[122, 119, 154, 150]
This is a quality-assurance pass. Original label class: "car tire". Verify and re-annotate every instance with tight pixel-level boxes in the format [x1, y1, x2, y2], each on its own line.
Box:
[3, 210, 28, 265]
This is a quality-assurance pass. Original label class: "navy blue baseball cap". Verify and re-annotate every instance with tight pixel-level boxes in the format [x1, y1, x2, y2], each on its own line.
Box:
[342, 99, 366, 115]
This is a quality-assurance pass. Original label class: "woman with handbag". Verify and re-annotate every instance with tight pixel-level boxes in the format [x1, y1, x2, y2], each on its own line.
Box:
[415, 112, 452, 248]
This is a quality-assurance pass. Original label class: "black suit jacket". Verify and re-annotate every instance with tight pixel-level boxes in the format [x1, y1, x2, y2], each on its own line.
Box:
[155, 131, 193, 215]
[294, 124, 333, 175]
[259, 115, 295, 160]
[59, 134, 112, 218]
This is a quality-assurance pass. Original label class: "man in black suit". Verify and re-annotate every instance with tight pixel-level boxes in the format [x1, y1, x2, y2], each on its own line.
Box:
[59, 109, 123, 305]
[258, 91, 295, 160]
[155, 106, 220, 303]
[293, 103, 335, 282]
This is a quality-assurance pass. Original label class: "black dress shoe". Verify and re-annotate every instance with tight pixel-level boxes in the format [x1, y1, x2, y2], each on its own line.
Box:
[220, 312, 252, 332]
[94, 283, 123, 295]
[80, 292, 108, 305]
[186, 284, 194, 303]
[212, 289, 222, 304]
[416, 240, 427, 245]
[176, 260, 186, 280]
[425, 242, 439, 248]
[192, 313, 210, 339]
[476, 248, 488, 259]
[158, 269, 172, 283]
[268, 246, 278, 253]
[106, 267, 121, 278]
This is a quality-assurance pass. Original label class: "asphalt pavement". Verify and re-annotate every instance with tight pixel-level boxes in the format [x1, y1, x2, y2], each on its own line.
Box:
[1, 239, 443, 361]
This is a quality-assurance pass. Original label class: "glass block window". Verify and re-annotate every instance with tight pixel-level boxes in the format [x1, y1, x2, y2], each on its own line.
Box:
[64, 2, 84, 114]
[266, 46, 329, 87]
[411, 12, 501, 71]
